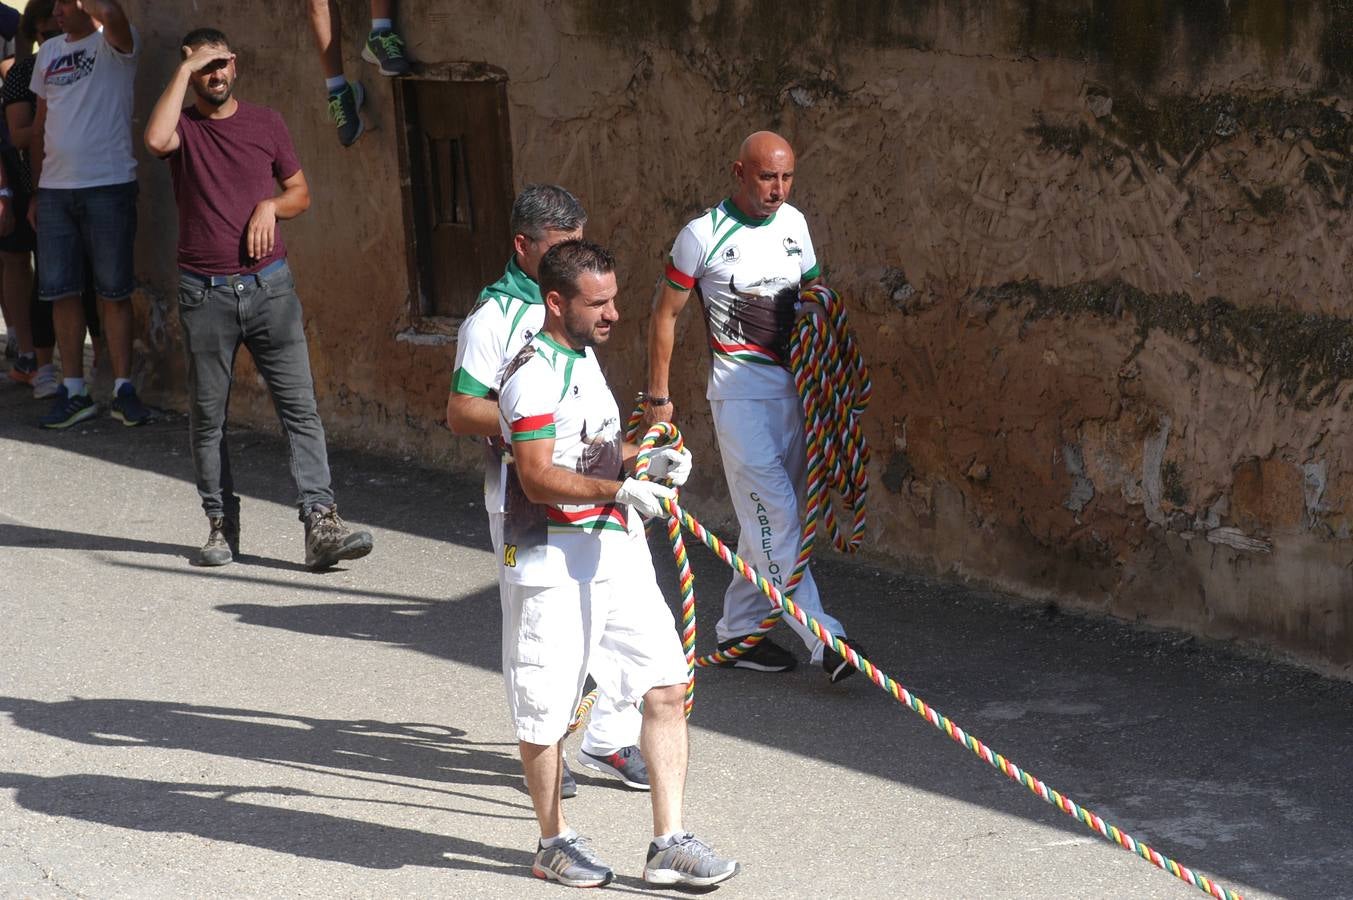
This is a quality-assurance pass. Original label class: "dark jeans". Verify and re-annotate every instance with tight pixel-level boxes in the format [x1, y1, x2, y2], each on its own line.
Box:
[31, 257, 100, 349]
[177, 259, 334, 520]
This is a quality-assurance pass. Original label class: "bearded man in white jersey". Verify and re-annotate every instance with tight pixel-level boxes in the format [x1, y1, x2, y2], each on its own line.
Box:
[447, 185, 648, 798]
[645, 130, 864, 682]
[496, 239, 738, 889]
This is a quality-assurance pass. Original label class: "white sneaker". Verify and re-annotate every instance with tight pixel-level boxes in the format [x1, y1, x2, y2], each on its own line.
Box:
[32, 364, 59, 399]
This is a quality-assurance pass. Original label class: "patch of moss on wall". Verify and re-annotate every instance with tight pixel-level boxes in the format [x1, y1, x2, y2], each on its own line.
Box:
[1019, 1, 1314, 85]
[576, 0, 936, 52]
[978, 278, 1353, 408]
[1027, 91, 1353, 209]
[1161, 460, 1189, 506]
[1321, 0, 1353, 90]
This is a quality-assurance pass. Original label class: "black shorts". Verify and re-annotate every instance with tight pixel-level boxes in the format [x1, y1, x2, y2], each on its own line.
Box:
[0, 147, 34, 254]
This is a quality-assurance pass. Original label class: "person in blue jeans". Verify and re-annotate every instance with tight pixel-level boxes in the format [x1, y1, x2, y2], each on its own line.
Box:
[30, 0, 151, 429]
[145, 26, 374, 571]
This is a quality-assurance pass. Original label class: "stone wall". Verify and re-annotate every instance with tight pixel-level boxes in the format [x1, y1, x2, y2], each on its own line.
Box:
[127, 1, 1353, 673]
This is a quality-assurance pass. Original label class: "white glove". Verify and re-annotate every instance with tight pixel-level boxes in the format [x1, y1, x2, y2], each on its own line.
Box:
[645, 446, 692, 486]
[616, 477, 676, 519]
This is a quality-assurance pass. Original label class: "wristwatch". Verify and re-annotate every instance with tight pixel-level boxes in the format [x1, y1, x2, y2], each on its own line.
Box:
[645, 395, 670, 406]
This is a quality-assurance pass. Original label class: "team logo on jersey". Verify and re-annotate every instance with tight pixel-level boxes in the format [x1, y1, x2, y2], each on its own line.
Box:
[522, 328, 534, 343]
[783, 237, 802, 257]
[572, 385, 580, 396]
[722, 245, 741, 264]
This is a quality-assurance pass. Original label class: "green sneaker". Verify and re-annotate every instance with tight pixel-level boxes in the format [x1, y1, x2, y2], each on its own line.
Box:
[327, 81, 365, 148]
[361, 28, 411, 76]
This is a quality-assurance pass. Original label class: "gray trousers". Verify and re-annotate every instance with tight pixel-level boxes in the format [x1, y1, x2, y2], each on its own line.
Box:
[177, 259, 334, 520]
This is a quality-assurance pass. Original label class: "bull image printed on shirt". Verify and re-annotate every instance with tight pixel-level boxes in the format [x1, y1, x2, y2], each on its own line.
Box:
[498, 338, 629, 578]
[719, 281, 800, 365]
[710, 279, 800, 366]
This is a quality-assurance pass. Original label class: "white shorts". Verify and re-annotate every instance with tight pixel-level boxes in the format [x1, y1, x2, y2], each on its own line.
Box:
[502, 553, 687, 745]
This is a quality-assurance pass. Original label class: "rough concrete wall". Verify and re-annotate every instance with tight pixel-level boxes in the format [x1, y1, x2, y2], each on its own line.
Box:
[127, 1, 1353, 673]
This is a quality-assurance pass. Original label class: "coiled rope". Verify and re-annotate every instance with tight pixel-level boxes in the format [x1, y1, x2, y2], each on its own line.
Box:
[694, 284, 872, 667]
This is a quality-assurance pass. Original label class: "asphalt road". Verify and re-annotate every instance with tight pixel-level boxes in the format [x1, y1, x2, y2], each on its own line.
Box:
[2, 380, 1350, 899]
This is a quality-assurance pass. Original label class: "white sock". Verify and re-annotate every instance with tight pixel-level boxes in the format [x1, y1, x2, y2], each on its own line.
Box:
[114, 377, 131, 394]
[325, 75, 347, 95]
[652, 830, 685, 849]
[371, 17, 392, 31]
[37, 363, 55, 374]
[540, 827, 577, 848]
[62, 377, 85, 395]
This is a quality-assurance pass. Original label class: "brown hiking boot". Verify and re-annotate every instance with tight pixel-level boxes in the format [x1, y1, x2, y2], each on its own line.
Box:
[194, 516, 233, 567]
[304, 504, 373, 570]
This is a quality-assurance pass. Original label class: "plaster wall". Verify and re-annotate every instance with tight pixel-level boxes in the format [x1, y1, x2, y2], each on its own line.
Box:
[126, 1, 1353, 673]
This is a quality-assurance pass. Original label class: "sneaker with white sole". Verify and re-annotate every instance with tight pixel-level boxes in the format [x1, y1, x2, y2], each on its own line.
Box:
[361, 28, 411, 76]
[32, 364, 60, 399]
[39, 385, 97, 429]
[642, 832, 740, 887]
[532, 833, 613, 888]
[577, 745, 649, 790]
[715, 635, 797, 672]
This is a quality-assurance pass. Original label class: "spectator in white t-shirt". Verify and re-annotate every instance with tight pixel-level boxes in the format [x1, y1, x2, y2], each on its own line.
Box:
[30, 0, 151, 429]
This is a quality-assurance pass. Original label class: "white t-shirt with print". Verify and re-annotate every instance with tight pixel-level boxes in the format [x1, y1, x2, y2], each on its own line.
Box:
[31, 26, 139, 189]
[496, 332, 646, 586]
[665, 198, 820, 400]
[452, 257, 546, 516]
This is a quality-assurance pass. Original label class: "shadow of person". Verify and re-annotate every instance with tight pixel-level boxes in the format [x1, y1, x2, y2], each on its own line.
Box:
[0, 523, 197, 561]
[0, 697, 521, 793]
[0, 771, 528, 873]
[216, 590, 503, 671]
[0, 522, 309, 571]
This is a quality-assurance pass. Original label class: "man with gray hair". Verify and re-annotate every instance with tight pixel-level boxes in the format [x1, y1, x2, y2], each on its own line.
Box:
[447, 184, 648, 798]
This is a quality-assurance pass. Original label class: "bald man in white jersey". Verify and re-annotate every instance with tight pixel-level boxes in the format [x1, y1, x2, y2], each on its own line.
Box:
[645, 131, 864, 682]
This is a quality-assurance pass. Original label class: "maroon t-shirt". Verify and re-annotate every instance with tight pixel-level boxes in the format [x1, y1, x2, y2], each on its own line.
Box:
[167, 100, 301, 275]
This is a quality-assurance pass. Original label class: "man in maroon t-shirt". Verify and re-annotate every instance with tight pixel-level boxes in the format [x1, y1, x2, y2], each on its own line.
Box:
[144, 27, 374, 571]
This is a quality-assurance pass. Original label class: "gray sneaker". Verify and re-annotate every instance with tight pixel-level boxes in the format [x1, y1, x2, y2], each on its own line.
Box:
[304, 504, 374, 570]
[577, 745, 649, 790]
[531, 833, 613, 888]
[643, 833, 740, 887]
[194, 516, 233, 567]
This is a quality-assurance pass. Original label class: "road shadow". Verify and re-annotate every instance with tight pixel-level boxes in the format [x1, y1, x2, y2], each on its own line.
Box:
[0, 771, 527, 873]
[0, 522, 198, 562]
[0, 697, 523, 799]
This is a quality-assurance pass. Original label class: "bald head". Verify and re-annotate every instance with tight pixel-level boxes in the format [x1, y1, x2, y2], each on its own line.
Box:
[738, 131, 794, 166]
[731, 131, 797, 220]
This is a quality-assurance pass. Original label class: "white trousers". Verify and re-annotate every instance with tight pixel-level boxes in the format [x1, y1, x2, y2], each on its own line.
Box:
[490, 513, 643, 751]
[711, 396, 846, 663]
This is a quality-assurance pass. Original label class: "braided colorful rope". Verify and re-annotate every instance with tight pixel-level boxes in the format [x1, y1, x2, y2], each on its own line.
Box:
[558, 287, 1245, 897]
[661, 490, 1243, 900]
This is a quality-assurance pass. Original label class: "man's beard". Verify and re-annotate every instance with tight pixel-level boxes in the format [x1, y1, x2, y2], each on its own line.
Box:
[195, 82, 233, 107]
[562, 312, 609, 350]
